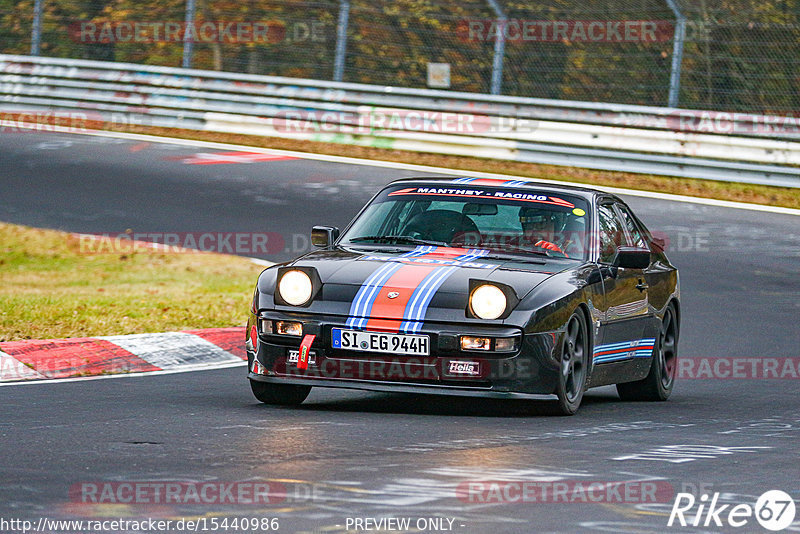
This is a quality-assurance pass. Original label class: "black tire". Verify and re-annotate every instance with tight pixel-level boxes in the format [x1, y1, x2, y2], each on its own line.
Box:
[555, 310, 589, 415]
[250, 380, 311, 405]
[617, 303, 678, 401]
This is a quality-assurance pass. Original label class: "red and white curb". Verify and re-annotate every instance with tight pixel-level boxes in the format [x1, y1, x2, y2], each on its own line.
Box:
[175, 151, 298, 165]
[0, 327, 245, 384]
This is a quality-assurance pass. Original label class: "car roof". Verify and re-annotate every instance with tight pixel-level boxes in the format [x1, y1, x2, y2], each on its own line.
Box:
[387, 176, 603, 201]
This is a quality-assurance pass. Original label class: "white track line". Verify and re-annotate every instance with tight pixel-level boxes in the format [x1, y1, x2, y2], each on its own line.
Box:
[14, 123, 800, 217]
[0, 360, 246, 387]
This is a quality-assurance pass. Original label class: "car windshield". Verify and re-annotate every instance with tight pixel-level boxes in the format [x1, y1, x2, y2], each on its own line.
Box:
[340, 184, 591, 260]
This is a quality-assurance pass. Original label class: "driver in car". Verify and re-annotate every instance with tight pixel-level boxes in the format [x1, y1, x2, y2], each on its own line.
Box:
[519, 207, 568, 256]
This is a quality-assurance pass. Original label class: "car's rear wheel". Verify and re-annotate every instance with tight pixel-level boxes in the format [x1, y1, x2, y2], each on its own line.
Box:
[617, 303, 678, 401]
[250, 380, 311, 405]
[555, 310, 588, 415]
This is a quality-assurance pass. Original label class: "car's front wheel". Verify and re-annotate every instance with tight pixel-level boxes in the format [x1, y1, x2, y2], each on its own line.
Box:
[555, 310, 589, 415]
[617, 302, 678, 401]
[250, 380, 311, 405]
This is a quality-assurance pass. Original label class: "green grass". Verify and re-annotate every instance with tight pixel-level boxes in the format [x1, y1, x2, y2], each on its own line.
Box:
[0, 222, 266, 341]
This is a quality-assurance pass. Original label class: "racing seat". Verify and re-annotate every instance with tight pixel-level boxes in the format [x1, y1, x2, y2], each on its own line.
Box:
[401, 209, 480, 245]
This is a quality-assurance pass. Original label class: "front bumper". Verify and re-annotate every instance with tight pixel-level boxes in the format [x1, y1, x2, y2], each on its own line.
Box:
[246, 310, 563, 397]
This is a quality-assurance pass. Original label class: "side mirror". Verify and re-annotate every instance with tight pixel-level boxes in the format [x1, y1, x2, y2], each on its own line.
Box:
[311, 226, 340, 248]
[613, 246, 651, 269]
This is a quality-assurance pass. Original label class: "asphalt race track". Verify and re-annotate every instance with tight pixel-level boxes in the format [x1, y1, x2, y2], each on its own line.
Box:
[1, 131, 799, 533]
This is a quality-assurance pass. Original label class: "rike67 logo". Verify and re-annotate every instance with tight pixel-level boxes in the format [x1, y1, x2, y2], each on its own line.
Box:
[668, 490, 796, 531]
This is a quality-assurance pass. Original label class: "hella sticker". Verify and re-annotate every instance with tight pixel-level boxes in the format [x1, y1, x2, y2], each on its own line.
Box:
[446, 360, 482, 377]
[288, 349, 317, 366]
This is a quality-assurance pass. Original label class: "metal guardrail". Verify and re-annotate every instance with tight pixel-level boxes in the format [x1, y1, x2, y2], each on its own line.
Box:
[2, 54, 799, 188]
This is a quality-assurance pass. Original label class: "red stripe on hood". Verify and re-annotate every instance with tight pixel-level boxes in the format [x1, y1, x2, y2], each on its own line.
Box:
[365, 264, 438, 332]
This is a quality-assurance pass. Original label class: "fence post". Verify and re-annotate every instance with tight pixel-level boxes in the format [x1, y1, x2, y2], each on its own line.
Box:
[31, 0, 43, 55]
[333, 0, 350, 82]
[665, 0, 686, 107]
[182, 0, 197, 69]
[485, 0, 506, 95]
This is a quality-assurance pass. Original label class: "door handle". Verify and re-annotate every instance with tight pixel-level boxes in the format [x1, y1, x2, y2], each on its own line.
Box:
[635, 281, 649, 292]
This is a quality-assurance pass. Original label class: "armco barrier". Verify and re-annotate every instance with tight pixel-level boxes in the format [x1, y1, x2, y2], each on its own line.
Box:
[1, 54, 799, 188]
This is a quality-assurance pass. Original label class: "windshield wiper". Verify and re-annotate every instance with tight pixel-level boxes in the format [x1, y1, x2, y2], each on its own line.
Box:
[483, 245, 581, 262]
[478, 253, 547, 265]
[348, 235, 449, 247]
[481, 244, 551, 257]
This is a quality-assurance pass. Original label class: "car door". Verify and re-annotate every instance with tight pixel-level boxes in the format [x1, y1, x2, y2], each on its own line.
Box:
[614, 201, 661, 343]
[593, 201, 652, 375]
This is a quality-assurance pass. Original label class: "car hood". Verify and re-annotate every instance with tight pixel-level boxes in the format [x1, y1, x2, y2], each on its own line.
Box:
[278, 246, 573, 324]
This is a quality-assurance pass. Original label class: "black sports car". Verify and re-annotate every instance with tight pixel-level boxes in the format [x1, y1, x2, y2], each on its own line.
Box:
[246, 176, 680, 414]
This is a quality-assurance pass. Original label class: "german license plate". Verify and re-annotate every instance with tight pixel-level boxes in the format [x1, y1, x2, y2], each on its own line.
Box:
[331, 328, 430, 356]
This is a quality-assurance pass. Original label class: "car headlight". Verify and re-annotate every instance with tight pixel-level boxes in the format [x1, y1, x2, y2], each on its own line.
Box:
[470, 284, 506, 320]
[278, 270, 313, 306]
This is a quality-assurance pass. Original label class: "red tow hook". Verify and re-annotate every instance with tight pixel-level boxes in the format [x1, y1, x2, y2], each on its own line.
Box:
[297, 334, 316, 370]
